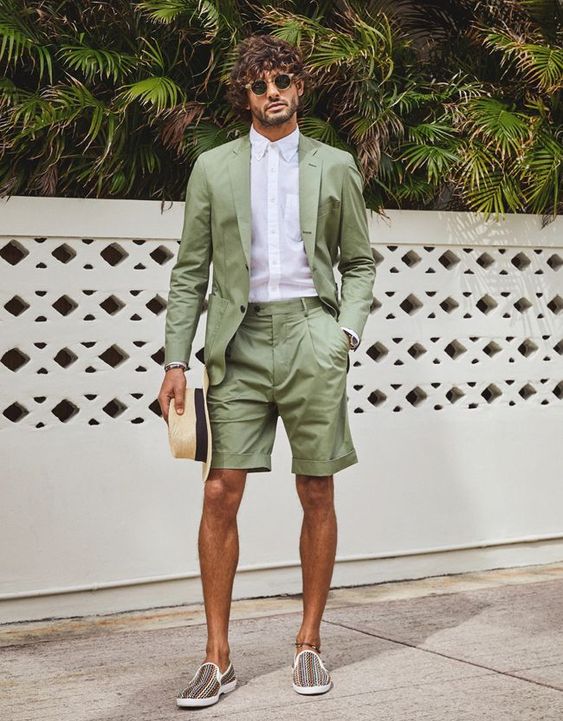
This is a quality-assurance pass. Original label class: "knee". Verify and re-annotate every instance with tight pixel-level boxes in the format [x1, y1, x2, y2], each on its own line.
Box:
[203, 471, 245, 520]
[296, 474, 334, 513]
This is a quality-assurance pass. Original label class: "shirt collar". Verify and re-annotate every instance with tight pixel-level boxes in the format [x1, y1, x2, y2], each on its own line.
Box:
[249, 123, 299, 162]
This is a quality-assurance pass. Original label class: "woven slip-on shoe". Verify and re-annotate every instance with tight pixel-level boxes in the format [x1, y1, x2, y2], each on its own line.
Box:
[176, 660, 237, 708]
[292, 649, 333, 695]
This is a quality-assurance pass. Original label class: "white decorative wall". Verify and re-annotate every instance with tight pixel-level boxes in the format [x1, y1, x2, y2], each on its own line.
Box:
[1, 196, 562, 623]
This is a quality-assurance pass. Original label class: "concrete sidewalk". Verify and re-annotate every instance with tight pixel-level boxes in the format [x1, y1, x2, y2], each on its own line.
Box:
[2, 562, 562, 720]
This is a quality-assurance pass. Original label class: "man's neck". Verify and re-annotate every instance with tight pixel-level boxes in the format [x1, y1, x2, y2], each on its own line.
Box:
[251, 120, 298, 143]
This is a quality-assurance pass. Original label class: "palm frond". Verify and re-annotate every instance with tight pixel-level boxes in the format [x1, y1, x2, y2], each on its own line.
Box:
[297, 116, 349, 150]
[118, 76, 186, 113]
[481, 30, 563, 93]
[400, 143, 459, 184]
[0, 5, 53, 82]
[463, 98, 530, 160]
[58, 42, 137, 83]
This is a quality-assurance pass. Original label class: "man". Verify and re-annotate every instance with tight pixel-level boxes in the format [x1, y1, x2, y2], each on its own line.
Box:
[159, 35, 376, 707]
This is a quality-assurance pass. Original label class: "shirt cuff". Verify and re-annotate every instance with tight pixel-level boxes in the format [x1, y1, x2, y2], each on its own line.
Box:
[340, 326, 360, 350]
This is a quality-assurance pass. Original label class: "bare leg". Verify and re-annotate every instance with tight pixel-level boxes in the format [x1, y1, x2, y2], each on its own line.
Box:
[294, 473, 337, 656]
[198, 468, 247, 673]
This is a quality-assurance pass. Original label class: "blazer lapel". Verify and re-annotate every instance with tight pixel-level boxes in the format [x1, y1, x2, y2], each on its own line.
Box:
[229, 134, 252, 270]
[298, 133, 322, 270]
[228, 130, 322, 272]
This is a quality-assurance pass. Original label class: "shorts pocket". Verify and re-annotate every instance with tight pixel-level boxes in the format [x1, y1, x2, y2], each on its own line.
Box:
[307, 307, 349, 370]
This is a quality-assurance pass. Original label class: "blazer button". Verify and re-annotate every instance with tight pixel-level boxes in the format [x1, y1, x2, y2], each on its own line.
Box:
[240, 305, 246, 313]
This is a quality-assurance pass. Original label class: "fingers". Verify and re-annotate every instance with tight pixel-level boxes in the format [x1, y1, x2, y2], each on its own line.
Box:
[158, 372, 186, 424]
[174, 385, 184, 415]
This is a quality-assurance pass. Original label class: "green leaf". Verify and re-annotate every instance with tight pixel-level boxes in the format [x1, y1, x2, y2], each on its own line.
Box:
[118, 76, 185, 112]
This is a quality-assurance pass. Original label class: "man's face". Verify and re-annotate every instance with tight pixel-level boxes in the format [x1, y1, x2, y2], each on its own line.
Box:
[244, 68, 304, 128]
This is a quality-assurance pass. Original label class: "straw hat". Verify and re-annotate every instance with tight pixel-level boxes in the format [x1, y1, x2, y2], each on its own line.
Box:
[167, 364, 212, 482]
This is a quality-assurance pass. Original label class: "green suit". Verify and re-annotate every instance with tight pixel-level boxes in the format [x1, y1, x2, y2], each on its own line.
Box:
[164, 131, 376, 387]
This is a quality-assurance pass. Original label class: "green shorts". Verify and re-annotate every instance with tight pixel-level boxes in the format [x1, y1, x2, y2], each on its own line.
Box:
[206, 295, 358, 476]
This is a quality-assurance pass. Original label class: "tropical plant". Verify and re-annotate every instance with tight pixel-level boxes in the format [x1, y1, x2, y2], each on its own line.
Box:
[0, 0, 560, 220]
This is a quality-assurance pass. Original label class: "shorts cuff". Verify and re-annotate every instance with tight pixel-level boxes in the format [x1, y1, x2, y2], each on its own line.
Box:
[210, 451, 271, 473]
[291, 449, 358, 476]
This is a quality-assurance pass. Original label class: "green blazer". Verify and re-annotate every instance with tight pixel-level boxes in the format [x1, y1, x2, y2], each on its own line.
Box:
[164, 130, 376, 386]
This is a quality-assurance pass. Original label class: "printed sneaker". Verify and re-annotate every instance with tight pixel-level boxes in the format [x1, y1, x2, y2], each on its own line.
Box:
[292, 647, 333, 695]
[176, 660, 237, 708]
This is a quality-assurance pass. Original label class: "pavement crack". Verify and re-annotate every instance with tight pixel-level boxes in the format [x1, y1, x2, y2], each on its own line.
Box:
[323, 620, 563, 693]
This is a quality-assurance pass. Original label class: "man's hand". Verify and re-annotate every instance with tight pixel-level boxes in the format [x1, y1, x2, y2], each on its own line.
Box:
[158, 368, 187, 424]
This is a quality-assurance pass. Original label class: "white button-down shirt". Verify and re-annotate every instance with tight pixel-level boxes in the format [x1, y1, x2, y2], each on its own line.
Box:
[248, 123, 316, 302]
[248, 123, 359, 347]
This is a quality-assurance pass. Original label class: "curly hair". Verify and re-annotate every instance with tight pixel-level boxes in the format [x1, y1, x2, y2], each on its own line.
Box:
[226, 34, 314, 122]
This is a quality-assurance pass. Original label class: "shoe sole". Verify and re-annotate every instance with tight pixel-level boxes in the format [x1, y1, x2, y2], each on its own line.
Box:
[292, 679, 333, 695]
[176, 679, 237, 707]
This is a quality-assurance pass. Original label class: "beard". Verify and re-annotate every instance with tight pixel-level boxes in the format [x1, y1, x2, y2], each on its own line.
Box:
[253, 94, 300, 127]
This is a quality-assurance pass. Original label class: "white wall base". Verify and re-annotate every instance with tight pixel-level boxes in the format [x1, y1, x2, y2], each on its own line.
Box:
[2, 536, 562, 624]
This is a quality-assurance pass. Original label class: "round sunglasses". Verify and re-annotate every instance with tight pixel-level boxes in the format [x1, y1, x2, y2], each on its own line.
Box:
[244, 72, 295, 96]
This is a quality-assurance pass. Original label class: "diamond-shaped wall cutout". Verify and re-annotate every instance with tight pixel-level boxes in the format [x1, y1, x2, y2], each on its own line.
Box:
[99, 344, 128, 367]
[103, 398, 128, 417]
[511, 252, 531, 270]
[476, 294, 497, 314]
[406, 386, 427, 406]
[518, 339, 538, 357]
[519, 384, 537, 400]
[481, 383, 502, 403]
[483, 340, 502, 357]
[547, 254, 562, 271]
[52, 295, 78, 316]
[100, 243, 128, 266]
[100, 295, 125, 315]
[150, 245, 174, 265]
[399, 294, 422, 315]
[51, 399, 79, 422]
[366, 342, 388, 362]
[401, 250, 421, 267]
[438, 250, 461, 269]
[3, 401, 29, 421]
[0, 240, 29, 265]
[54, 347, 78, 368]
[440, 296, 459, 313]
[476, 252, 494, 269]
[446, 386, 464, 403]
[4, 295, 30, 316]
[444, 339, 467, 359]
[514, 297, 532, 312]
[146, 294, 167, 315]
[1, 348, 30, 371]
[367, 389, 387, 406]
[407, 342, 426, 359]
[553, 382, 563, 400]
[51, 243, 76, 264]
[547, 295, 563, 315]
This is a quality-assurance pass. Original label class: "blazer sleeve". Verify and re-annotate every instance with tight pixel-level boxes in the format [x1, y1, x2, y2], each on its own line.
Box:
[164, 155, 212, 367]
[336, 155, 376, 342]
